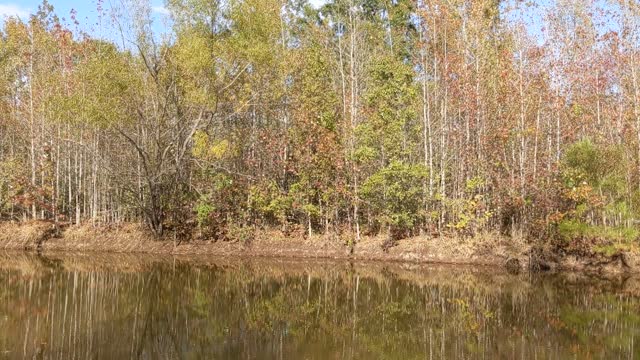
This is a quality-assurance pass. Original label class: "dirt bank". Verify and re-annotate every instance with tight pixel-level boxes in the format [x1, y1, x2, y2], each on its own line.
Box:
[0, 221, 638, 274]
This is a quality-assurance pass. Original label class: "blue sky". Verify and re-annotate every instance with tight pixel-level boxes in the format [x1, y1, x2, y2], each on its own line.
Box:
[0, 0, 328, 46]
[0, 1, 552, 41]
[0, 0, 328, 24]
[0, 0, 327, 44]
[0, 1, 624, 48]
[0, 1, 147, 24]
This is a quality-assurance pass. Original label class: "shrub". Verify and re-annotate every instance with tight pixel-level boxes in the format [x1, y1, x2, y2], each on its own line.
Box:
[360, 161, 428, 238]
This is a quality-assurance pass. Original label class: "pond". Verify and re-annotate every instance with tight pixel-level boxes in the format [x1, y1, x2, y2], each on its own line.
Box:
[0, 253, 638, 359]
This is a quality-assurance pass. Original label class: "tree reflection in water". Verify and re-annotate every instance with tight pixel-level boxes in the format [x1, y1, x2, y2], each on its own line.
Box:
[0, 253, 638, 359]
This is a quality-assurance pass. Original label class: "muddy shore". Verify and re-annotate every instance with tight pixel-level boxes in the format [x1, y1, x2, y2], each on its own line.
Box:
[1, 221, 638, 274]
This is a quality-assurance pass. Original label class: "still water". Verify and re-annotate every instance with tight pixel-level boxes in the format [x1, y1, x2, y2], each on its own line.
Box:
[0, 252, 638, 359]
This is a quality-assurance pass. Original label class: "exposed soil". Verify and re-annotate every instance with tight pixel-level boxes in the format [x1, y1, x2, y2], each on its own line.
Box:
[0, 220, 638, 274]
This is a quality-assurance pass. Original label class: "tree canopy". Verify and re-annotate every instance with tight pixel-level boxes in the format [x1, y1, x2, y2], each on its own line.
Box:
[1, 0, 639, 250]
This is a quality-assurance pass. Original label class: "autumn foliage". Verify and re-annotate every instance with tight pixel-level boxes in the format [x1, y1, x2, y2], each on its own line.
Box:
[0, 0, 639, 250]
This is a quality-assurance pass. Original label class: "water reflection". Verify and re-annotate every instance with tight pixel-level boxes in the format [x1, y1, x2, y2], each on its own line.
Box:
[0, 252, 638, 359]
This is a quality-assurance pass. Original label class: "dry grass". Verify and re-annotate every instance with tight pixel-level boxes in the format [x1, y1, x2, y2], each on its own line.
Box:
[46, 223, 164, 253]
[2, 221, 639, 274]
[351, 231, 530, 266]
[0, 221, 54, 250]
[0, 221, 526, 267]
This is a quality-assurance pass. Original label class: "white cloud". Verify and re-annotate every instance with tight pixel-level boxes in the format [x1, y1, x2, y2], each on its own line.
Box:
[0, 3, 29, 19]
[152, 6, 170, 16]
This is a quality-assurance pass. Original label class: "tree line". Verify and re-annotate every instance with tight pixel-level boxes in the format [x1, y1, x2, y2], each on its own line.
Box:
[1, 0, 639, 248]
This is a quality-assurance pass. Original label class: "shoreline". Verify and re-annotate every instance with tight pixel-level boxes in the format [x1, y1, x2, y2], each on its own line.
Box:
[1, 220, 638, 274]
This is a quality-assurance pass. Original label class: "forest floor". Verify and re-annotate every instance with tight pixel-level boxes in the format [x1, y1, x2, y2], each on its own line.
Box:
[0, 220, 638, 274]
